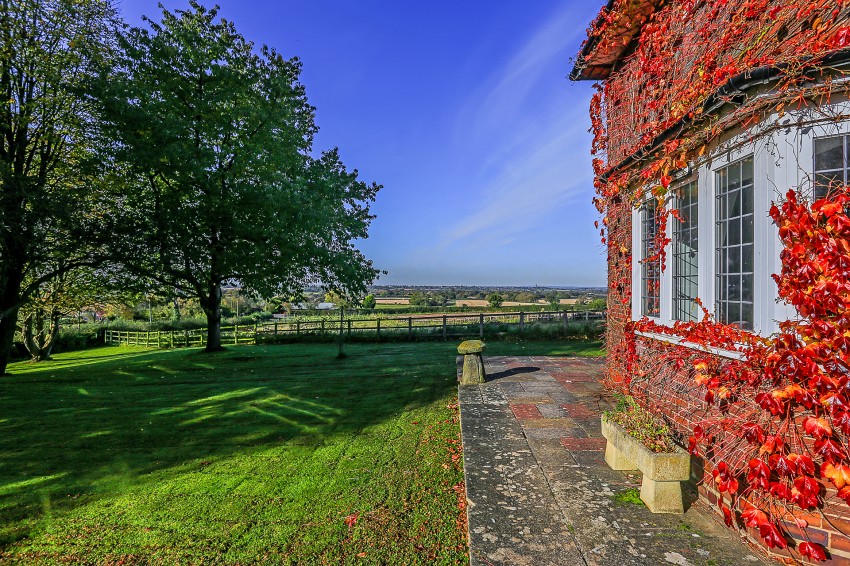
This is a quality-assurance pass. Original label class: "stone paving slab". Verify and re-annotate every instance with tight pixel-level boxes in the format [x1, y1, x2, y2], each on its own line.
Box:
[459, 356, 772, 566]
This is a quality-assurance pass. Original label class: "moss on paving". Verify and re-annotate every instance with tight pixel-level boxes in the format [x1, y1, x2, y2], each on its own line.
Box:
[0, 340, 600, 564]
[613, 487, 644, 506]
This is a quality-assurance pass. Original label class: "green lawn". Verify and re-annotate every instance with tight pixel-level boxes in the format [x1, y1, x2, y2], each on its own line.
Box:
[0, 340, 602, 564]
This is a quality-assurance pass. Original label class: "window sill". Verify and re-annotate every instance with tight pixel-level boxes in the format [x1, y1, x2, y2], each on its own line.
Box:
[634, 330, 746, 361]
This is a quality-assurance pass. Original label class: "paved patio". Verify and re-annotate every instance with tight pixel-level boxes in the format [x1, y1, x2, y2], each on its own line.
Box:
[458, 355, 771, 566]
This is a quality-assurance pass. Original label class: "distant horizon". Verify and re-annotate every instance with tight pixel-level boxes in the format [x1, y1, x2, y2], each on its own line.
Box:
[367, 283, 606, 289]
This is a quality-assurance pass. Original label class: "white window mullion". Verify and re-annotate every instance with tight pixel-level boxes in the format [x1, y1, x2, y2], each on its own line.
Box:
[698, 164, 713, 321]
[631, 206, 641, 322]
[753, 143, 772, 334]
[659, 195, 674, 324]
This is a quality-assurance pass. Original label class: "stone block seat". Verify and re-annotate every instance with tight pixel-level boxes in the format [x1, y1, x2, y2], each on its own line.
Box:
[458, 340, 486, 385]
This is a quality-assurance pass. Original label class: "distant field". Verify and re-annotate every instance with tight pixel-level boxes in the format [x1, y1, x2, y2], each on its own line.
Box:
[454, 299, 580, 307]
[375, 298, 410, 305]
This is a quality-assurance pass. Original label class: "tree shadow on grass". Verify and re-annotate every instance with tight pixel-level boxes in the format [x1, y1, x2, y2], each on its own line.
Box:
[0, 343, 457, 547]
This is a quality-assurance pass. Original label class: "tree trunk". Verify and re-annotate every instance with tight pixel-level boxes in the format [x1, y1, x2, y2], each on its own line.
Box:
[22, 308, 61, 362]
[202, 283, 223, 352]
[0, 270, 24, 376]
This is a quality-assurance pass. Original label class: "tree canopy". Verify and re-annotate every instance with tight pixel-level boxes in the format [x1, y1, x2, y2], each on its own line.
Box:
[95, 2, 380, 351]
[0, 0, 119, 374]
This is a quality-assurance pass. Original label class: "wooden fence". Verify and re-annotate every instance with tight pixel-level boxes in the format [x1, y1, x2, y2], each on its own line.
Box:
[104, 310, 605, 348]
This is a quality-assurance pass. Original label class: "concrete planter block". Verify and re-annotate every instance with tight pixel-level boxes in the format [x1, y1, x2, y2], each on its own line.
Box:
[601, 414, 690, 514]
[458, 340, 486, 385]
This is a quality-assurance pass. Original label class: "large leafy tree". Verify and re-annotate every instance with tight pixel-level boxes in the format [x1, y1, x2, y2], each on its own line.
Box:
[97, 2, 380, 351]
[0, 0, 118, 375]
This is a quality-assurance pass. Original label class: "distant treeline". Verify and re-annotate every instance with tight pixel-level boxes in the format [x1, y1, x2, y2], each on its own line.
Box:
[369, 286, 607, 305]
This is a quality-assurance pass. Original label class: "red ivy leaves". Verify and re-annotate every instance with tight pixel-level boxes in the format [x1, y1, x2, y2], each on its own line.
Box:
[833, 27, 850, 49]
[792, 476, 821, 510]
[747, 458, 770, 489]
[759, 522, 788, 550]
[803, 416, 833, 440]
[712, 461, 739, 494]
[741, 422, 766, 444]
[799, 541, 828, 562]
[822, 462, 850, 489]
[623, 189, 850, 552]
[741, 506, 768, 528]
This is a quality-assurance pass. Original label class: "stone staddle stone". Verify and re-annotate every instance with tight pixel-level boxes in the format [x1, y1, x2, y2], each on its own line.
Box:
[458, 340, 486, 384]
[457, 340, 484, 355]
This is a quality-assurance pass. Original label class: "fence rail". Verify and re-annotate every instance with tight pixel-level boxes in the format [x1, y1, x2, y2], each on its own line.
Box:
[104, 310, 605, 348]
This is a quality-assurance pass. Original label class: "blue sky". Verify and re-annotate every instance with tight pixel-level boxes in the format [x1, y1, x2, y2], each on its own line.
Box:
[117, 1, 607, 287]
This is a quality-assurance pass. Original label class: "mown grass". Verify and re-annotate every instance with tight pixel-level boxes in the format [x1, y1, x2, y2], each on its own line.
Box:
[0, 340, 601, 564]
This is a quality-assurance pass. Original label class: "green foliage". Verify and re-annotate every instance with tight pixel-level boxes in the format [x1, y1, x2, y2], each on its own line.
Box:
[94, 2, 380, 350]
[51, 326, 104, 354]
[613, 487, 643, 506]
[605, 395, 675, 453]
[361, 294, 376, 310]
[323, 290, 348, 308]
[486, 293, 504, 308]
[0, 0, 120, 373]
[407, 291, 448, 307]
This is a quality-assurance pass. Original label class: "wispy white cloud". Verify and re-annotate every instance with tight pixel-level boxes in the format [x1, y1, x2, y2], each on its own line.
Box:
[465, 6, 588, 142]
[435, 4, 594, 254]
[442, 112, 591, 249]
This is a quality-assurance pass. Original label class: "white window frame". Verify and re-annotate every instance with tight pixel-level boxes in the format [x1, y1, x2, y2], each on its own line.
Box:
[713, 155, 756, 331]
[632, 197, 668, 322]
[627, 102, 850, 336]
[671, 178, 700, 322]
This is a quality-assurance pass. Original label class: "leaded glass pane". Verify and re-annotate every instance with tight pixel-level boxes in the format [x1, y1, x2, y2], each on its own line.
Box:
[814, 136, 848, 200]
[672, 180, 698, 321]
[716, 157, 754, 330]
[641, 201, 661, 317]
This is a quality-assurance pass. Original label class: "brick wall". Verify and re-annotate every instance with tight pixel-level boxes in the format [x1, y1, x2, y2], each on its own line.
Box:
[605, 195, 632, 386]
[629, 333, 850, 564]
[601, 1, 846, 166]
[606, 195, 850, 563]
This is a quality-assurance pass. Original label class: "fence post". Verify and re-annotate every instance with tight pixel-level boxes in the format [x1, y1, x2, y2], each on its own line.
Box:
[585, 310, 589, 321]
[296, 321, 300, 338]
[185, 330, 189, 348]
[274, 321, 278, 336]
[520, 312, 525, 333]
[376, 318, 381, 341]
[321, 319, 325, 335]
[563, 311, 568, 335]
[254, 324, 259, 345]
[347, 320, 352, 338]
[442, 315, 447, 340]
[234, 325, 238, 345]
[479, 313, 484, 338]
[170, 331, 174, 349]
[408, 317, 413, 339]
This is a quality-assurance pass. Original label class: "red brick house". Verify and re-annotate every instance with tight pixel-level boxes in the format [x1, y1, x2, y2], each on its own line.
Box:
[572, 1, 850, 563]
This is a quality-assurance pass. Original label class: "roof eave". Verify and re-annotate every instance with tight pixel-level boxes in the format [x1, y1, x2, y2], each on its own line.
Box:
[570, 0, 663, 82]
